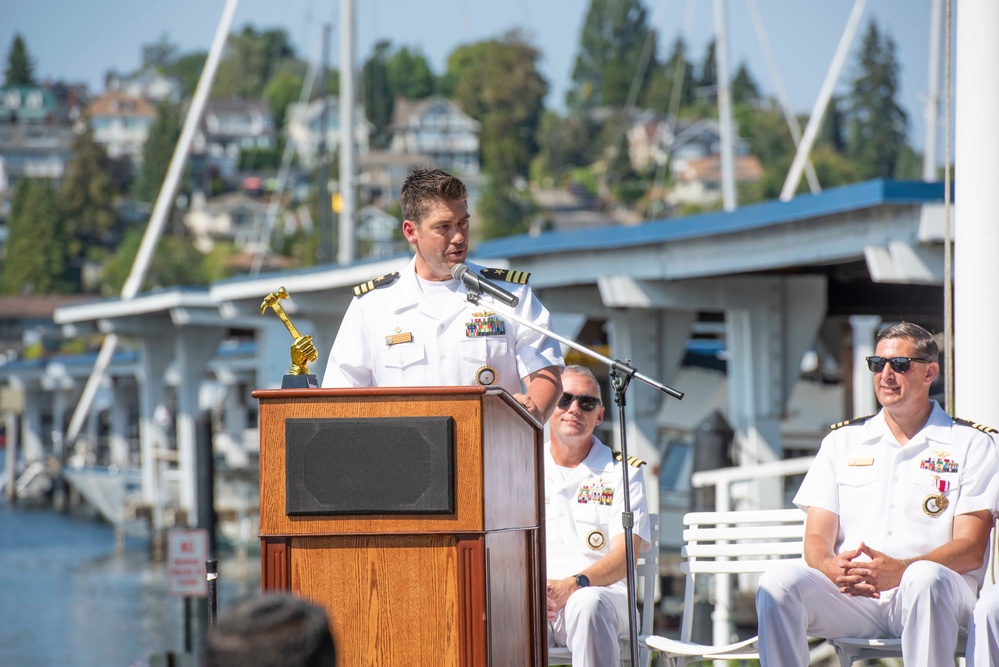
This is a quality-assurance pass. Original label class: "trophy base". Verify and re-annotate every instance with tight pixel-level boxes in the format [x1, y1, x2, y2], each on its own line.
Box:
[282, 374, 318, 389]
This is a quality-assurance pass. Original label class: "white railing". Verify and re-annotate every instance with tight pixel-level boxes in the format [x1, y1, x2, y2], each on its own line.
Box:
[691, 456, 815, 513]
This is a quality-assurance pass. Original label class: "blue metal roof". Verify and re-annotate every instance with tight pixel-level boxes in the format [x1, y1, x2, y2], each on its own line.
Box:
[474, 179, 946, 259]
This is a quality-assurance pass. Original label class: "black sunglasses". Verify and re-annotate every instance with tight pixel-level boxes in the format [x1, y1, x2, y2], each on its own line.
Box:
[557, 392, 602, 412]
[865, 356, 932, 373]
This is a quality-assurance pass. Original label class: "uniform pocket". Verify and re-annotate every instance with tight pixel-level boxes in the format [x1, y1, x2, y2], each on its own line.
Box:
[379, 344, 427, 385]
[838, 466, 879, 521]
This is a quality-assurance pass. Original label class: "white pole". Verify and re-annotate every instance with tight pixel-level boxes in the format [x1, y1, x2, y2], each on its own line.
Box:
[63, 0, 240, 445]
[337, 0, 357, 265]
[850, 315, 881, 417]
[713, 479, 732, 663]
[780, 0, 867, 201]
[923, 0, 943, 181]
[714, 0, 737, 211]
[955, 0, 999, 425]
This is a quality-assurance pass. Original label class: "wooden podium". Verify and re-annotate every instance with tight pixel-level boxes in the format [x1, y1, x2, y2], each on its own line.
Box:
[253, 386, 547, 666]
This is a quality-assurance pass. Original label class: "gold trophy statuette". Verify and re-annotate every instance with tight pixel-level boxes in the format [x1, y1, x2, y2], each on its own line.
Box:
[261, 287, 319, 386]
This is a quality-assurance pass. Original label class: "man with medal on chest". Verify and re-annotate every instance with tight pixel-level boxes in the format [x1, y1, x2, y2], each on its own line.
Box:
[322, 166, 564, 423]
[544, 365, 651, 667]
[755, 322, 999, 667]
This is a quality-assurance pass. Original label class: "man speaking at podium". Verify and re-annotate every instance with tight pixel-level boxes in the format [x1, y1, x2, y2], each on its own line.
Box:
[322, 166, 564, 423]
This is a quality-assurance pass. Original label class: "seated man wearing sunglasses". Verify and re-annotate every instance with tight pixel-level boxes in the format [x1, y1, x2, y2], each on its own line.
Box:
[544, 364, 651, 667]
[756, 322, 999, 667]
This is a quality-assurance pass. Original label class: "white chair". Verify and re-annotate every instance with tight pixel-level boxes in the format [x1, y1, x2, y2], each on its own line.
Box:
[828, 623, 968, 665]
[828, 520, 999, 665]
[548, 513, 660, 667]
[643, 508, 807, 666]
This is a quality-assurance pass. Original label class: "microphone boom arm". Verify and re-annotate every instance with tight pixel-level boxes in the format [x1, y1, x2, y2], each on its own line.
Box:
[463, 291, 684, 401]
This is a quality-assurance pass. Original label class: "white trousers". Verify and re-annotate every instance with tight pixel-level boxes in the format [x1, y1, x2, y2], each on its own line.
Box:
[549, 586, 629, 667]
[967, 584, 999, 666]
[756, 561, 976, 667]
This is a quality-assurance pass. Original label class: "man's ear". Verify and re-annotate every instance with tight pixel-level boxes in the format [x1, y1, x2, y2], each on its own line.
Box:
[924, 362, 940, 386]
[594, 406, 604, 427]
[402, 219, 417, 244]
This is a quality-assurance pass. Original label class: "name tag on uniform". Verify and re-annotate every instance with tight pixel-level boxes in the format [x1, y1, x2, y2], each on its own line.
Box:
[385, 332, 413, 346]
[847, 458, 874, 466]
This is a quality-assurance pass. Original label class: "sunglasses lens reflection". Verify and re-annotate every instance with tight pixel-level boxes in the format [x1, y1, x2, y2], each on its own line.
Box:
[558, 393, 600, 412]
[866, 357, 914, 373]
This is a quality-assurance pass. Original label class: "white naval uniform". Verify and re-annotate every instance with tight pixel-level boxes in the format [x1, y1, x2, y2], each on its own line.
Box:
[545, 436, 650, 667]
[322, 257, 563, 393]
[757, 402, 999, 667]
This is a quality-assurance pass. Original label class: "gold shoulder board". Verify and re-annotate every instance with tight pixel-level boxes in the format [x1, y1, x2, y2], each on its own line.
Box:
[480, 267, 530, 285]
[352, 271, 400, 297]
[954, 417, 999, 434]
[829, 414, 876, 431]
[612, 450, 647, 467]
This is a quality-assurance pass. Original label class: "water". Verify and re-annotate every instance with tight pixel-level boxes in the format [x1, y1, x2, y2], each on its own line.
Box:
[0, 501, 260, 667]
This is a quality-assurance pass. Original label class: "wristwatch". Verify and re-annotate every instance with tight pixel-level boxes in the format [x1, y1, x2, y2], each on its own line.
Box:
[574, 573, 590, 588]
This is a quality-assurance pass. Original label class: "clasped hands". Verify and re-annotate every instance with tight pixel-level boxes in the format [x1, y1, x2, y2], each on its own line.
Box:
[829, 541, 908, 598]
[546, 578, 575, 621]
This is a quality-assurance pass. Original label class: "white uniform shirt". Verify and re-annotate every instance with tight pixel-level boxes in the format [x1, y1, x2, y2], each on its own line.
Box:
[794, 401, 999, 593]
[322, 257, 564, 394]
[544, 437, 651, 592]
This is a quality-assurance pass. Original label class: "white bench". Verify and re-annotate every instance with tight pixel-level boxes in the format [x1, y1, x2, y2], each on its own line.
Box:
[643, 508, 807, 666]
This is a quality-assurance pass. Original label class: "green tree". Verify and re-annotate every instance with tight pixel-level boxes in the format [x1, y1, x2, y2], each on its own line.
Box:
[4, 33, 35, 86]
[731, 62, 760, 106]
[59, 124, 118, 290]
[445, 30, 548, 178]
[141, 33, 178, 71]
[846, 21, 909, 180]
[387, 46, 435, 100]
[132, 102, 182, 204]
[696, 38, 717, 102]
[362, 40, 394, 146]
[641, 36, 695, 112]
[477, 175, 530, 240]
[214, 26, 296, 99]
[163, 51, 208, 98]
[533, 110, 601, 181]
[567, 0, 655, 110]
[263, 61, 307, 130]
[98, 229, 209, 295]
[362, 41, 434, 147]
[1, 180, 68, 294]
[817, 96, 847, 153]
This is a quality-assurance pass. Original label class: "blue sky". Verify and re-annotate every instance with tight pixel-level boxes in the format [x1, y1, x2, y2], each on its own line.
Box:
[4, 0, 945, 154]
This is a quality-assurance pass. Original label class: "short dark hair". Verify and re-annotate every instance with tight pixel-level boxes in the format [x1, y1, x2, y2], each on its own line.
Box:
[400, 165, 467, 225]
[201, 594, 336, 667]
[875, 322, 939, 361]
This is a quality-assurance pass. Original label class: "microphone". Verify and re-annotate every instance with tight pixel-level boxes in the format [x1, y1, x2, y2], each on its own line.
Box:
[451, 263, 520, 307]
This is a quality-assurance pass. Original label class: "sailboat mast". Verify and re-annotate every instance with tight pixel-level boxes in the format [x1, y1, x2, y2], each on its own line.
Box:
[338, 0, 357, 265]
[714, 0, 737, 211]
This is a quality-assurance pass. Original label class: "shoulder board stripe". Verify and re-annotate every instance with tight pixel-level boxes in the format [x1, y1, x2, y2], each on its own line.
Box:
[829, 414, 876, 431]
[480, 267, 530, 285]
[612, 450, 646, 467]
[352, 271, 400, 298]
[954, 417, 999, 434]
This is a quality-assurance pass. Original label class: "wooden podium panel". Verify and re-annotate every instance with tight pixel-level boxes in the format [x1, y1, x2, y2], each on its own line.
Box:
[253, 386, 546, 667]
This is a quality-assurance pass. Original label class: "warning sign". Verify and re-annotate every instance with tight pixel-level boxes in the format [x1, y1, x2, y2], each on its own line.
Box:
[167, 528, 209, 597]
